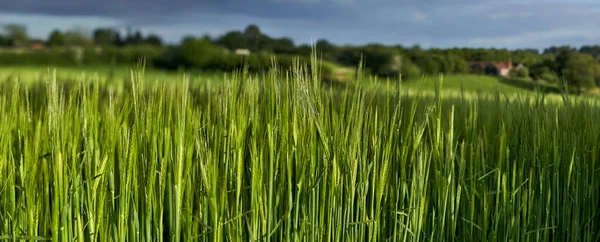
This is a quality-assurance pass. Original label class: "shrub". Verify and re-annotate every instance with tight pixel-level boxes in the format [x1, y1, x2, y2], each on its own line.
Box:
[400, 59, 422, 80]
[516, 66, 529, 78]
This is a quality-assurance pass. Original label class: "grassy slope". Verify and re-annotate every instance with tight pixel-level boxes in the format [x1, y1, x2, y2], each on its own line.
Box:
[0, 66, 564, 96]
[0, 66, 225, 83]
[401, 74, 561, 94]
[316, 62, 562, 95]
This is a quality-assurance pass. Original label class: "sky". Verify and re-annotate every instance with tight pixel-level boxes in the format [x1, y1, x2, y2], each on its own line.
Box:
[0, 0, 599, 49]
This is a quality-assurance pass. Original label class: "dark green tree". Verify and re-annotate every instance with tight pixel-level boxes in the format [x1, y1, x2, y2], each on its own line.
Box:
[580, 45, 600, 57]
[294, 44, 313, 56]
[47, 30, 65, 46]
[177, 37, 226, 69]
[315, 39, 339, 61]
[145, 34, 163, 46]
[2, 24, 28, 47]
[243, 24, 265, 51]
[316, 39, 334, 52]
[446, 54, 469, 73]
[125, 30, 144, 45]
[510, 67, 529, 79]
[337, 47, 362, 66]
[216, 31, 247, 50]
[530, 58, 558, 82]
[544, 45, 576, 55]
[556, 51, 598, 93]
[93, 28, 119, 46]
[272, 38, 295, 54]
[244, 24, 261, 38]
[359, 45, 405, 77]
[63, 27, 93, 46]
[400, 58, 421, 80]
[516, 67, 529, 78]
[0, 35, 10, 46]
[113, 33, 124, 46]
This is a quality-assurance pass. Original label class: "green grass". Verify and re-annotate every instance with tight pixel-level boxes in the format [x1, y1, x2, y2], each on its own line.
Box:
[0, 65, 224, 83]
[1, 61, 600, 241]
[401, 74, 561, 94]
[0, 66, 562, 95]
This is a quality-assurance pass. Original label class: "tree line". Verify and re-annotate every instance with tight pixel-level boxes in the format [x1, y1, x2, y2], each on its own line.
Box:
[2, 23, 600, 91]
[0, 24, 162, 47]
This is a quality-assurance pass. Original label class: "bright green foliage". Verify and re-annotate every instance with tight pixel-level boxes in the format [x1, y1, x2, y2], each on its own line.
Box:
[1, 60, 600, 241]
[510, 67, 530, 79]
[516, 66, 530, 78]
[401, 59, 422, 80]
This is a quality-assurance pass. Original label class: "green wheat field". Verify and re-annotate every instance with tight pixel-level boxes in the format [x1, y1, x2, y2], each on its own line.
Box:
[1, 60, 600, 241]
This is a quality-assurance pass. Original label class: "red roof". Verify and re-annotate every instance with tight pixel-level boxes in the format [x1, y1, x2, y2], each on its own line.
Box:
[29, 42, 45, 50]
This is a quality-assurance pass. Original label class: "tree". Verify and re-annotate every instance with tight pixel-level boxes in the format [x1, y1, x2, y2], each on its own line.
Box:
[132, 31, 143, 44]
[510, 67, 529, 79]
[315, 39, 339, 61]
[511, 49, 542, 67]
[360, 46, 405, 77]
[580, 45, 600, 57]
[412, 54, 442, 74]
[125, 30, 144, 45]
[243, 24, 262, 39]
[557, 51, 598, 93]
[216, 31, 247, 50]
[595, 65, 600, 87]
[337, 47, 362, 66]
[516, 67, 529, 78]
[530, 60, 558, 82]
[93, 28, 119, 46]
[113, 33, 124, 46]
[316, 39, 334, 52]
[0, 35, 11, 46]
[200, 34, 212, 41]
[295, 44, 313, 56]
[145, 34, 163, 46]
[243, 24, 265, 52]
[446, 54, 469, 73]
[272, 38, 295, 54]
[543, 45, 575, 55]
[470, 50, 497, 61]
[177, 37, 226, 69]
[2, 24, 28, 47]
[400, 58, 421, 80]
[63, 27, 93, 46]
[47, 30, 65, 46]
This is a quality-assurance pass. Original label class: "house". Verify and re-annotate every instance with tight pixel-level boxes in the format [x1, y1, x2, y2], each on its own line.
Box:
[468, 60, 514, 77]
[28, 41, 46, 50]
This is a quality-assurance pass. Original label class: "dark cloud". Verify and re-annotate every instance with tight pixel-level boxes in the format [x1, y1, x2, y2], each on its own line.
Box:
[0, 0, 345, 23]
[1, 0, 207, 17]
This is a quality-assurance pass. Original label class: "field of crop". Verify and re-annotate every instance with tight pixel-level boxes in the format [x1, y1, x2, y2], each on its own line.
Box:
[0, 66, 225, 84]
[402, 74, 561, 94]
[1, 62, 600, 241]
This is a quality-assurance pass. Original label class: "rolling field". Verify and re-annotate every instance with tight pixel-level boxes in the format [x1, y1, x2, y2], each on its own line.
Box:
[400, 74, 561, 94]
[1, 65, 600, 241]
[0, 66, 225, 84]
[0, 66, 563, 96]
